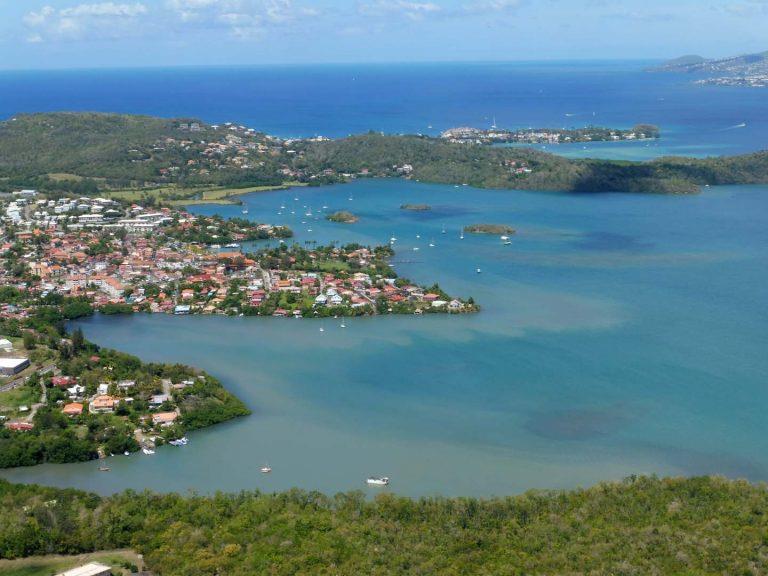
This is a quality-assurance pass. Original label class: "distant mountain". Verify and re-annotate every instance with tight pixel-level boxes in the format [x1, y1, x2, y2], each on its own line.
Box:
[649, 50, 768, 75]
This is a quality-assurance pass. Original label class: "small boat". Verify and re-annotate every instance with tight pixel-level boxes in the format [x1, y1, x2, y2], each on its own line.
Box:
[460, 232, 464, 240]
[142, 448, 155, 455]
[500, 235, 509, 241]
[260, 464, 272, 474]
[429, 240, 435, 247]
[319, 326, 325, 332]
[413, 247, 420, 251]
[224, 243, 240, 248]
[98, 465, 110, 472]
[441, 225, 446, 234]
[503, 240, 512, 245]
[416, 234, 421, 239]
[169, 437, 188, 447]
[124, 451, 130, 456]
[366, 477, 390, 486]
[476, 268, 482, 274]
[340, 322, 346, 328]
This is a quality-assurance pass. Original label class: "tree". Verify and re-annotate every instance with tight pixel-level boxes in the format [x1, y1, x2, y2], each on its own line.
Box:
[71, 327, 85, 352]
[22, 331, 36, 350]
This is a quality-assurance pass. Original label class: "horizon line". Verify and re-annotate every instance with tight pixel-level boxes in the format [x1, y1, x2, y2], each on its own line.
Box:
[0, 57, 664, 74]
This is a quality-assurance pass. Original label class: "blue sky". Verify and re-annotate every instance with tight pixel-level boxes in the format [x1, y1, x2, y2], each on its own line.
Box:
[1, 0, 767, 69]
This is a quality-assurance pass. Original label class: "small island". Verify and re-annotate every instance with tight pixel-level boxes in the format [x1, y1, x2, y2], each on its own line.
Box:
[463, 224, 516, 235]
[400, 204, 432, 211]
[326, 210, 359, 223]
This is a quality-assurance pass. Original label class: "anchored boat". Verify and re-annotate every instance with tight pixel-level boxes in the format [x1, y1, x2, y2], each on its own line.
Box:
[366, 477, 390, 486]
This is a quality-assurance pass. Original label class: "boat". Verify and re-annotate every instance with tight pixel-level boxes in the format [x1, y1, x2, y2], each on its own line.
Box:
[340, 322, 346, 328]
[413, 247, 420, 251]
[503, 240, 512, 245]
[242, 207, 249, 214]
[500, 235, 509, 241]
[441, 225, 446, 234]
[476, 268, 482, 274]
[319, 326, 325, 332]
[429, 239, 435, 247]
[124, 451, 130, 456]
[366, 477, 390, 486]
[98, 465, 110, 472]
[260, 464, 272, 474]
[460, 232, 464, 240]
[224, 243, 240, 248]
[169, 437, 188, 447]
[142, 448, 155, 455]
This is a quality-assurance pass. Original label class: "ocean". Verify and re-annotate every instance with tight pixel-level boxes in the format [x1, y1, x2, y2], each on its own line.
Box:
[0, 60, 766, 158]
[0, 62, 766, 497]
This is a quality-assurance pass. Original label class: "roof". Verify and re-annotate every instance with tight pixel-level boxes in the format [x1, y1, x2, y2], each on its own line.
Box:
[0, 358, 29, 369]
[55, 562, 112, 576]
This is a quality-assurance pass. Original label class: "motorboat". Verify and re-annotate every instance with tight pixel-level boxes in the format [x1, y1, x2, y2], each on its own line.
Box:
[142, 448, 155, 455]
[260, 464, 272, 474]
[366, 477, 390, 486]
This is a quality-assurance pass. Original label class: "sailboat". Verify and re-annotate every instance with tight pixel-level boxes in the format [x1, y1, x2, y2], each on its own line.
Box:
[429, 239, 435, 247]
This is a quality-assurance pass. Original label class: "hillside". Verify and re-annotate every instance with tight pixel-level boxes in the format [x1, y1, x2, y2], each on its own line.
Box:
[1, 476, 767, 575]
[649, 51, 768, 87]
[1, 112, 768, 196]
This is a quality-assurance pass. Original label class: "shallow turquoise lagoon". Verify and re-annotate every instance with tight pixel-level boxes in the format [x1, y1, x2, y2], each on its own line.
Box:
[3, 179, 767, 497]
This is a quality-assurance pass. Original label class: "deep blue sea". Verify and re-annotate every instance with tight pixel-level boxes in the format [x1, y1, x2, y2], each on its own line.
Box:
[1, 62, 767, 497]
[1, 61, 766, 158]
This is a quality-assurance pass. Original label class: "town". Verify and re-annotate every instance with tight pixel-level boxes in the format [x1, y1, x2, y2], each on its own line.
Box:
[440, 124, 661, 145]
[0, 186, 477, 465]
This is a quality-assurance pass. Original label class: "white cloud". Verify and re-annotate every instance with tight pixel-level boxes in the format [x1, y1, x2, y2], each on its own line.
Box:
[23, 3, 149, 42]
[359, 1, 443, 21]
[165, 0, 319, 37]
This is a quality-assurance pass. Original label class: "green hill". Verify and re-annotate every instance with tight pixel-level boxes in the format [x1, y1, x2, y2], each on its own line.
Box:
[1, 476, 767, 575]
[1, 112, 768, 197]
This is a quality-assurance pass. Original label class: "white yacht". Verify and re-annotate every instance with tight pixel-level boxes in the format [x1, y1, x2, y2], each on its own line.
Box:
[142, 448, 155, 455]
[476, 268, 482, 274]
[366, 477, 390, 486]
[260, 464, 272, 474]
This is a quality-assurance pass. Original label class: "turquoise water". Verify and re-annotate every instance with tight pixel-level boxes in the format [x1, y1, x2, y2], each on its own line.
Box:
[3, 180, 767, 497]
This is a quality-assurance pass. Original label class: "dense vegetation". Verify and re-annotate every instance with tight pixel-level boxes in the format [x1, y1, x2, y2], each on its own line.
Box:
[2, 113, 768, 197]
[1, 476, 767, 575]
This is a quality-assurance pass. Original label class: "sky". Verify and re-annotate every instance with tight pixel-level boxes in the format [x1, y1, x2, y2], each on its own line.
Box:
[0, 0, 767, 69]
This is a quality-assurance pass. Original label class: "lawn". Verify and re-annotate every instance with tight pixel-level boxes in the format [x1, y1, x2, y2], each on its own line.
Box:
[105, 182, 307, 207]
[0, 385, 39, 414]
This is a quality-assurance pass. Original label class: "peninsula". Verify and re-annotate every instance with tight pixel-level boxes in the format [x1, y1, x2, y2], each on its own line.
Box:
[2, 112, 768, 199]
[649, 50, 768, 87]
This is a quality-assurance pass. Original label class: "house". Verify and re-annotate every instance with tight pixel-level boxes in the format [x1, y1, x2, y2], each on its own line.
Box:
[51, 376, 76, 388]
[0, 338, 13, 351]
[0, 357, 30, 376]
[67, 384, 86, 398]
[149, 393, 170, 407]
[62, 403, 84, 417]
[89, 395, 116, 413]
[5, 421, 34, 431]
[152, 411, 179, 427]
[97, 383, 110, 395]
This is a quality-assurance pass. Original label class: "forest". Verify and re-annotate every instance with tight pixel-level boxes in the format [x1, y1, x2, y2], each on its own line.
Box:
[0, 475, 767, 575]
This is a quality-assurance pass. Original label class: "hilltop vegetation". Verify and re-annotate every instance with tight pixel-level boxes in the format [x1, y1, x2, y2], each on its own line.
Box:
[1, 476, 767, 575]
[1, 112, 768, 197]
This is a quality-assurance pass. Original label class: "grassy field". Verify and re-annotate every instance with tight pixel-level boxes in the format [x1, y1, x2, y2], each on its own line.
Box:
[105, 182, 307, 207]
[0, 385, 39, 413]
[0, 550, 143, 576]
